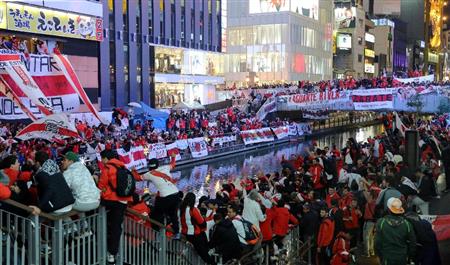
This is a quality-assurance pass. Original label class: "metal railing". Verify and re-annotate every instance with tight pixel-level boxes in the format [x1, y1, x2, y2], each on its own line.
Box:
[0, 199, 107, 265]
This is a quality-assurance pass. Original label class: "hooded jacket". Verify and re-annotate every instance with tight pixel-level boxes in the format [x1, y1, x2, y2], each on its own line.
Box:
[209, 219, 242, 262]
[63, 161, 100, 204]
[317, 217, 335, 248]
[34, 159, 75, 213]
[375, 214, 416, 261]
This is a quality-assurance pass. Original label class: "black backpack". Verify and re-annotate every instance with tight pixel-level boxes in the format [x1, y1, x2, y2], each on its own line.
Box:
[238, 218, 261, 245]
[109, 165, 136, 197]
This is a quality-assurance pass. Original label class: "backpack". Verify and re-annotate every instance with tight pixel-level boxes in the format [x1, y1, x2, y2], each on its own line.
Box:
[238, 218, 261, 245]
[109, 165, 136, 197]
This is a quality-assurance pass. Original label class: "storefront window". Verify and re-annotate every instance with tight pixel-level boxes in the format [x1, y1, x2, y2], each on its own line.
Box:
[155, 47, 183, 74]
[155, 83, 185, 108]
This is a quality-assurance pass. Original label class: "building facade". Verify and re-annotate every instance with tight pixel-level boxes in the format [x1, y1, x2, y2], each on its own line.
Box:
[333, 1, 367, 78]
[224, 0, 333, 87]
[100, 0, 223, 110]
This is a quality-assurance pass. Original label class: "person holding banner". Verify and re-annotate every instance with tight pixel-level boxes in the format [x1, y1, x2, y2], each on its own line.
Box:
[142, 155, 181, 238]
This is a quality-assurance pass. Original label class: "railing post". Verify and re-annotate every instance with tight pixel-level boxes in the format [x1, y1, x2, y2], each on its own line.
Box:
[307, 237, 312, 265]
[159, 226, 167, 265]
[52, 219, 64, 265]
[28, 214, 40, 265]
[97, 207, 107, 265]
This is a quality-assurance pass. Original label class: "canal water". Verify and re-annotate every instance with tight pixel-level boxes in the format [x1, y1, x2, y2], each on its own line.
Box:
[138, 124, 384, 198]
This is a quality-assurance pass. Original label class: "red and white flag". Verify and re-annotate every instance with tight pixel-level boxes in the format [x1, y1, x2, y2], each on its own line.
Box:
[0, 52, 53, 116]
[0, 77, 37, 121]
[420, 214, 450, 241]
[52, 52, 106, 124]
[166, 142, 181, 161]
[16, 114, 80, 141]
[394, 112, 408, 137]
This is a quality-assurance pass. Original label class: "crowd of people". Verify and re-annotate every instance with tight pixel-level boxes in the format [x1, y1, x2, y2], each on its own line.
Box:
[0, 111, 448, 265]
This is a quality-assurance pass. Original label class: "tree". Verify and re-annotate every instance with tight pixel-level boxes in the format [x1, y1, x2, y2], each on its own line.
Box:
[407, 93, 424, 114]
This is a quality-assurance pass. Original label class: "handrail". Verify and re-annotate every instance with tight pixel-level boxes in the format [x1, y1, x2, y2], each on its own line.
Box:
[125, 207, 170, 230]
[1, 198, 80, 221]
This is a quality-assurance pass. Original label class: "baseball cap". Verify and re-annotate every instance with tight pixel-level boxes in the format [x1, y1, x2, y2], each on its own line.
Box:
[387, 197, 404, 214]
[63, 151, 79, 162]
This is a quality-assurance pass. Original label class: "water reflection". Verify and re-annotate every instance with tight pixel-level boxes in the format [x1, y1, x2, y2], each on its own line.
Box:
[139, 125, 384, 197]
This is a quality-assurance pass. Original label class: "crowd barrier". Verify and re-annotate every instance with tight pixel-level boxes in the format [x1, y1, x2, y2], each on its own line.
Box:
[0, 199, 313, 265]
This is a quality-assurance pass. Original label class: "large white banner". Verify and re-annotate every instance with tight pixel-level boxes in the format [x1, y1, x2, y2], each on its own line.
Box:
[288, 124, 298, 136]
[188, 137, 209, 158]
[297, 123, 312, 136]
[351, 89, 394, 110]
[117, 146, 147, 170]
[394, 74, 434, 84]
[280, 89, 352, 110]
[148, 143, 168, 159]
[256, 97, 277, 120]
[16, 113, 79, 141]
[240, 127, 274, 145]
[211, 135, 237, 146]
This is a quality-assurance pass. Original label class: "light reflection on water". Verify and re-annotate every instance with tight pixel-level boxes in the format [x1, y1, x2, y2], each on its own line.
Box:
[138, 125, 384, 197]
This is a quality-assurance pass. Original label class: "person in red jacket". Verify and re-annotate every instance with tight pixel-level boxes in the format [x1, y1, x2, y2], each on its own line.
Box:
[317, 207, 335, 265]
[98, 150, 142, 265]
[0, 182, 11, 200]
[331, 232, 351, 265]
[343, 199, 362, 248]
[179, 192, 215, 264]
[272, 199, 299, 249]
[326, 187, 341, 208]
[309, 158, 325, 196]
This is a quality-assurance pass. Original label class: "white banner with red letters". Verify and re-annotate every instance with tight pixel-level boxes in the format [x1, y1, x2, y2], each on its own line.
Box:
[420, 214, 450, 241]
[395, 74, 434, 84]
[188, 137, 209, 158]
[117, 146, 147, 170]
[147, 143, 168, 159]
[211, 135, 237, 146]
[280, 90, 352, 110]
[271, 126, 289, 139]
[240, 127, 275, 145]
[351, 88, 394, 110]
[16, 113, 79, 141]
[0, 50, 79, 119]
[166, 142, 181, 161]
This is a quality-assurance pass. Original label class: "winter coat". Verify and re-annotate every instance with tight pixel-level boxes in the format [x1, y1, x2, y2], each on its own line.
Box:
[331, 233, 351, 265]
[242, 197, 265, 230]
[272, 206, 299, 237]
[63, 162, 100, 204]
[317, 217, 335, 248]
[375, 214, 416, 262]
[209, 219, 242, 262]
[98, 159, 142, 202]
[34, 160, 75, 213]
[299, 210, 320, 240]
[259, 207, 275, 241]
[180, 206, 205, 236]
[0, 183, 10, 200]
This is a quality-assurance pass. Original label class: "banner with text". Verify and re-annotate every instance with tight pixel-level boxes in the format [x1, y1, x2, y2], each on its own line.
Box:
[394, 74, 434, 84]
[166, 142, 181, 161]
[148, 143, 168, 159]
[117, 146, 147, 170]
[256, 97, 277, 120]
[288, 124, 298, 136]
[188, 137, 209, 158]
[211, 135, 237, 146]
[351, 89, 394, 110]
[240, 127, 275, 145]
[0, 50, 79, 119]
[280, 90, 352, 110]
[297, 123, 312, 136]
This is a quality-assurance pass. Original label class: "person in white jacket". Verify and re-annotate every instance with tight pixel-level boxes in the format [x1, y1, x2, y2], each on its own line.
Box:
[62, 152, 100, 212]
[242, 189, 266, 230]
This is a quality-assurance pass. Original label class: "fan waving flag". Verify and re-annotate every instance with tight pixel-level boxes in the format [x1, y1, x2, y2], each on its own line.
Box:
[0, 77, 37, 121]
[52, 52, 107, 124]
[16, 114, 80, 141]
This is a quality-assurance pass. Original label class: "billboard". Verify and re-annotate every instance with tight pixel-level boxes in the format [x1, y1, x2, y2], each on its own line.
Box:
[335, 6, 356, 29]
[249, 0, 319, 20]
[429, 0, 443, 49]
[336, 33, 352, 50]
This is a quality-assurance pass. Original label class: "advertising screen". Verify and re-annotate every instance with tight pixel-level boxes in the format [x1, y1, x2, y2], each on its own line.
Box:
[336, 33, 352, 50]
[249, 0, 319, 20]
[335, 6, 357, 29]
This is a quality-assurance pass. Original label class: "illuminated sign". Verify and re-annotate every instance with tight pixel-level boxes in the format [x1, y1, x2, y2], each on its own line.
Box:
[365, 33, 375, 43]
[429, 52, 439, 63]
[429, 0, 443, 49]
[249, 0, 319, 20]
[0, 2, 6, 29]
[335, 7, 356, 29]
[365, 49, 375, 58]
[337, 33, 352, 50]
[5, 2, 103, 41]
[365, 63, 375, 73]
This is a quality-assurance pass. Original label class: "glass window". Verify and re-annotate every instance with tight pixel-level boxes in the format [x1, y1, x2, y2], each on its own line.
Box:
[124, 44, 129, 102]
[137, 43, 142, 101]
[136, 0, 141, 34]
[123, 0, 128, 33]
[148, 0, 153, 36]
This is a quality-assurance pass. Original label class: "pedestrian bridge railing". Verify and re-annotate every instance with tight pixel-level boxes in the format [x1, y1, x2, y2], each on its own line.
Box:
[1, 199, 313, 265]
